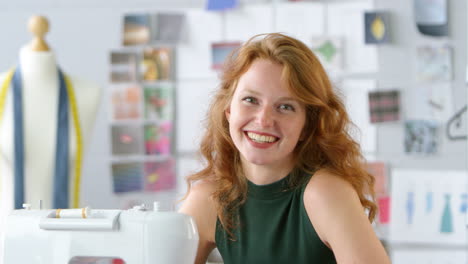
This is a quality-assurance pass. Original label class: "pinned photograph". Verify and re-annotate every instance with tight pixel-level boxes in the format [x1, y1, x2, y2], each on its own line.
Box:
[140, 47, 172, 81]
[211, 42, 242, 70]
[311, 37, 344, 71]
[110, 51, 138, 83]
[143, 85, 173, 121]
[416, 45, 452, 82]
[144, 122, 172, 155]
[364, 11, 391, 44]
[111, 84, 142, 120]
[111, 125, 144, 155]
[144, 158, 176, 192]
[368, 90, 400, 123]
[122, 14, 151, 46]
[152, 13, 187, 44]
[404, 120, 439, 155]
[111, 162, 144, 193]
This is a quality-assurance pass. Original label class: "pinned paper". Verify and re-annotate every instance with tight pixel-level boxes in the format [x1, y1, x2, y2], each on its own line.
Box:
[144, 85, 173, 121]
[111, 125, 144, 155]
[152, 13, 187, 44]
[311, 37, 344, 71]
[389, 169, 467, 245]
[364, 11, 391, 44]
[111, 84, 142, 120]
[206, 0, 238, 11]
[111, 162, 144, 193]
[416, 45, 453, 82]
[404, 120, 439, 155]
[144, 159, 176, 192]
[211, 42, 242, 70]
[365, 161, 388, 196]
[144, 122, 172, 155]
[122, 14, 151, 46]
[368, 90, 400, 123]
[110, 51, 138, 83]
[140, 47, 172, 81]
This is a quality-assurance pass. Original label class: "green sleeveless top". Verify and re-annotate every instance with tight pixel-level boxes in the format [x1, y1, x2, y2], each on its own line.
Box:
[215, 174, 336, 264]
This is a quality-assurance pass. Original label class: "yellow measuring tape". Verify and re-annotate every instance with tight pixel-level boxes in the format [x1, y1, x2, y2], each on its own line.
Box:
[0, 68, 83, 208]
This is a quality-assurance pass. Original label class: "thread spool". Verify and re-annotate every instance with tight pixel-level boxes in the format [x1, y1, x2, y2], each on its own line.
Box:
[55, 207, 91, 219]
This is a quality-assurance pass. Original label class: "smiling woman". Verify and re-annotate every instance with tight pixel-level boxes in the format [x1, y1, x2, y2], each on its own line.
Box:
[179, 33, 391, 264]
[225, 59, 306, 179]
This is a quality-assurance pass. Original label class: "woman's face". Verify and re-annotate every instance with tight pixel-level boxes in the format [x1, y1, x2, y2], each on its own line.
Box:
[225, 59, 306, 169]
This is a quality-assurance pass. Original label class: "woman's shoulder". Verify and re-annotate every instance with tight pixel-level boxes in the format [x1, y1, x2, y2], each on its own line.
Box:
[303, 169, 362, 227]
[304, 168, 357, 203]
[179, 179, 218, 242]
[180, 179, 218, 214]
[190, 178, 217, 196]
[303, 168, 364, 242]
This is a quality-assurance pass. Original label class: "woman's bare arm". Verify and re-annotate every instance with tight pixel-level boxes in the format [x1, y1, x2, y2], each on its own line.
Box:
[304, 170, 391, 264]
[179, 180, 218, 264]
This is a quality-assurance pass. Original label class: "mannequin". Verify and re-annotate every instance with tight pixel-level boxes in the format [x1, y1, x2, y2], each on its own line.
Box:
[0, 15, 101, 258]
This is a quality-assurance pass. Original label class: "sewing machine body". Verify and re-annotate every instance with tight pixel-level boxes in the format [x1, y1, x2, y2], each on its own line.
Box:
[3, 208, 198, 263]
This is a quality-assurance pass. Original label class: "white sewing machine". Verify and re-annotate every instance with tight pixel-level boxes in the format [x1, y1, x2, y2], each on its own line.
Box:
[3, 203, 198, 263]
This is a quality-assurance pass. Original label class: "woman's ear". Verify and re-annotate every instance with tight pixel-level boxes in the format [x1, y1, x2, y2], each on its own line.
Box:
[225, 107, 231, 122]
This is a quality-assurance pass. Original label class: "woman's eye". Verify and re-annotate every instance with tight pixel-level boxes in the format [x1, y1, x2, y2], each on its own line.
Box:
[242, 97, 257, 104]
[279, 104, 295, 111]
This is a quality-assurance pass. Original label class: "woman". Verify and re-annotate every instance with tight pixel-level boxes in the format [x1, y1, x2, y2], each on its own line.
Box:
[179, 33, 391, 264]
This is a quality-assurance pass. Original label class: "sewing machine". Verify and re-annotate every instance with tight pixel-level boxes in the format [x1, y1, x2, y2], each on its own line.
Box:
[3, 204, 199, 263]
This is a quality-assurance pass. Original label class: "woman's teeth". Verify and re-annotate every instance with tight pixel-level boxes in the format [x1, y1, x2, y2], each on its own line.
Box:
[247, 132, 277, 143]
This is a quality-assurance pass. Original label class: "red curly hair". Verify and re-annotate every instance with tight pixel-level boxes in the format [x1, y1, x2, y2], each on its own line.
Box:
[185, 33, 376, 238]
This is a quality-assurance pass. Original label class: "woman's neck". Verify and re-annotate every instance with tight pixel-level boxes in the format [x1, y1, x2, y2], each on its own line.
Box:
[19, 46, 57, 77]
[241, 157, 294, 185]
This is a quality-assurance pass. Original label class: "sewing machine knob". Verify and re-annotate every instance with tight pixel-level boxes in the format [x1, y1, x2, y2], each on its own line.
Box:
[132, 204, 146, 211]
[22, 203, 31, 210]
[153, 202, 160, 212]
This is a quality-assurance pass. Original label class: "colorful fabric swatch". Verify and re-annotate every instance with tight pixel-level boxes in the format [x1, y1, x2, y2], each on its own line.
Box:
[144, 122, 172, 155]
[110, 51, 138, 83]
[122, 14, 151, 46]
[112, 162, 144, 193]
[140, 47, 172, 81]
[144, 158, 176, 191]
[111, 125, 144, 155]
[368, 90, 400, 123]
[143, 85, 173, 121]
[111, 84, 142, 120]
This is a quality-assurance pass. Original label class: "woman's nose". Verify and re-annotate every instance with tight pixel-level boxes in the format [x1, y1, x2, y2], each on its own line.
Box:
[257, 106, 274, 127]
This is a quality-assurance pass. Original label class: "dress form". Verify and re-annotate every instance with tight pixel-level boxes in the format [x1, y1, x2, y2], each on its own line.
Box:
[0, 16, 102, 258]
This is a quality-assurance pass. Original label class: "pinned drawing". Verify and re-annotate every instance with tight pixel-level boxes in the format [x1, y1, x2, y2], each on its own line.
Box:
[440, 194, 453, 233]
[416, 45, 452, 82]
[311, 37, 344, 71]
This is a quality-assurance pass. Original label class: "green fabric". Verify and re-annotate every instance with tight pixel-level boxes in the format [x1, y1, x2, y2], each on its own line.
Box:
[215, 173, 337, 264]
